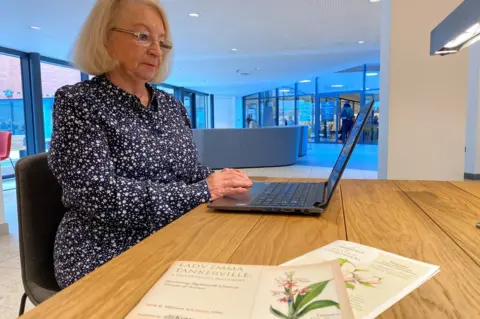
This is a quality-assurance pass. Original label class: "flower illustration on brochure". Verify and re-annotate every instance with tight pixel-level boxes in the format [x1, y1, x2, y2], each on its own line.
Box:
[339, 258, 383, 290]
[270, 271, 340, 319]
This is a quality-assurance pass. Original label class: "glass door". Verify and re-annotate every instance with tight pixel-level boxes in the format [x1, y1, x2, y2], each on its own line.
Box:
[195, 94, 207, 129]
[245, 99, 260, 127]
[183, 92, 194, 124]
[297, 95, 315, 142]
[317, 94, 339, 143]
[364, 92, 380, 144]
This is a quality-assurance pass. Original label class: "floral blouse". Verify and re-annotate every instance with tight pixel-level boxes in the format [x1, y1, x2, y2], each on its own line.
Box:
[48, 75, 212, 288]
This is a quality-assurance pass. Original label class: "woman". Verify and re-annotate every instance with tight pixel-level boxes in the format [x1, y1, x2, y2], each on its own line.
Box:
[48, 0, 252, 289]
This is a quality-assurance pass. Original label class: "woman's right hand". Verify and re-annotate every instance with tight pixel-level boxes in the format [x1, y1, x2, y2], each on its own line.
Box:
[206, 168, 253, 201]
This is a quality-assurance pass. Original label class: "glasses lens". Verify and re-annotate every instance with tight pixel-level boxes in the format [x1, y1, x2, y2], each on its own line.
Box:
[160, 40, 173, 51]
[136, 32, 151, 46]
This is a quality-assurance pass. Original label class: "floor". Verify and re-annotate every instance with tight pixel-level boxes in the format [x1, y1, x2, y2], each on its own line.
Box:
[0, 143, 378, 318]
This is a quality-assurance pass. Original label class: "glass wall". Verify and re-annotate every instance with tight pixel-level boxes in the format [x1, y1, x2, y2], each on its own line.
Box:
[297, 95, 315, 139]
[183, 92, 194, 122]
[278, 87, 295, 126]
[155, 84, 175, 95]
[242, 64, 380, 144]
[244, 93, 260, 128]
[0, 53, 27, 176]
[195, 93, 208, 129]
[260, 90, 276, 127]
[40, 62, 82, 151]
[0, 46, 215, 181]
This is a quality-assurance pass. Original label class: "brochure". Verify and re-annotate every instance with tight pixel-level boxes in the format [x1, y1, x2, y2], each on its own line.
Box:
[126, 260, 354, 319]
[282, 240, 440, 319]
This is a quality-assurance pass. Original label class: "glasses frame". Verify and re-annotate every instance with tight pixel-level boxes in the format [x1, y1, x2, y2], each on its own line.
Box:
[112, 27, 173, 50]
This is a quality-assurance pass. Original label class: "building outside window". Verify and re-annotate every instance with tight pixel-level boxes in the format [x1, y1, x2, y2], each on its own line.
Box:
[0, 53, 27, 177]
[40, 62, 82, 151]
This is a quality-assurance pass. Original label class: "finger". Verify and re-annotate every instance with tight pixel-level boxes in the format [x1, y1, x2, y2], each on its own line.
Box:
[223, 170, 252, 182]
[222, 178, 253, 189]
[222, 187, 249, 196]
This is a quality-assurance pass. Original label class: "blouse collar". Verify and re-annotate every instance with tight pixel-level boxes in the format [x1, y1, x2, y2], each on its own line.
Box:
[93, 74, 159, 111]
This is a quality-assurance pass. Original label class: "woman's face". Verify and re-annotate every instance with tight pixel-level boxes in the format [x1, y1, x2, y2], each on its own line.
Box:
[107, 3, 167, 82]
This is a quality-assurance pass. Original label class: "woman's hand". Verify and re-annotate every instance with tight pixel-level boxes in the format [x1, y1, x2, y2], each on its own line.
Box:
[206, 168, 253, 201]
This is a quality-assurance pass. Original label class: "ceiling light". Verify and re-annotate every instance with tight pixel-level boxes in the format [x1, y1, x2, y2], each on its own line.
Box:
[331, 84, 344, 88]
[230, 48, 238, 52]
[299, 80, 311, 83]
[431, 1, 480, 56]
[444, 23, 480, 49]
[279, 89, 290, 93]
[369, 0, 381, 3]
[30, 26, 41, 30]
[434, 50, 458, 55]
[189, 13, 200, 17]
[366, 72, 378, 76]
[357, 40, 365, 44]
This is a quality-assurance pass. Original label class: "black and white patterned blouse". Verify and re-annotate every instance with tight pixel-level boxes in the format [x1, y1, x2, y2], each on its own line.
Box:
[48, 75, 212, 289]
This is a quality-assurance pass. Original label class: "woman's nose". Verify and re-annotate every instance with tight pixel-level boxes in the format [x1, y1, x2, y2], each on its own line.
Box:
[148, 42, 162, 58]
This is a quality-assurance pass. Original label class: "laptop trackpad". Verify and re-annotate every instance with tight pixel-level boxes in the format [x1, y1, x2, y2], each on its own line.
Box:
[221, 182, 268, 205]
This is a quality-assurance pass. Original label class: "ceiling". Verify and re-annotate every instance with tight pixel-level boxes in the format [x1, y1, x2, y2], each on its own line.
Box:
[0, 0, 382, 96]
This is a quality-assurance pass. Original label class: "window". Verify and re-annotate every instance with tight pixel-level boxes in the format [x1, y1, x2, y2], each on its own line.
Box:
[40, 62, 81, 151]
[278, 87, 295, 126]
[0, 53, 27, 177]
[195, 94, 208, 129]
[154, 84, 175, 96]
[297, 95, 315, 139]
[183, 92, 194, 124]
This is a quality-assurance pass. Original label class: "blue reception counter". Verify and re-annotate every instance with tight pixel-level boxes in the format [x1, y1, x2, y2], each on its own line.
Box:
[192, 126, 308, 169]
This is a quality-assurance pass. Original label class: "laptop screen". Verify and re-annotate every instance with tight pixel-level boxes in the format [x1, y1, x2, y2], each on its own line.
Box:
[324, 101, 375, 204]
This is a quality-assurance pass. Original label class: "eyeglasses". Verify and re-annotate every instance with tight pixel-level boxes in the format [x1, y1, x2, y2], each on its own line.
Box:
[112, 27, 173, 51]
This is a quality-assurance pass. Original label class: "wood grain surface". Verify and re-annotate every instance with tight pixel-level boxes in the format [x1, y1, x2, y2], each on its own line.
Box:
[20, 205, 262, 319]
[395, 181, 480, 266]
[341, 180, 480, 319]
[228, 177, 346, 265]
[19, 179, 480, 319]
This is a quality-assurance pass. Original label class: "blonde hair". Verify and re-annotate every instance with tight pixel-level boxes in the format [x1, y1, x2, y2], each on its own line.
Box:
[73, 0, 172, 83]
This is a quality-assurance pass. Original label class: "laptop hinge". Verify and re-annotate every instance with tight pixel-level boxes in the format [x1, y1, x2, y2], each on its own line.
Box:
[313, 182, 328, 208]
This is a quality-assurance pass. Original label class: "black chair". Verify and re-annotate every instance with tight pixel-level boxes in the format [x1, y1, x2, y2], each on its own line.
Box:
[15, 153, 66, 315]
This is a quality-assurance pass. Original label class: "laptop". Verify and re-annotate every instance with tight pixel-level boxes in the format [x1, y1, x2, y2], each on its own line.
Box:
[208, 100, 375, 215]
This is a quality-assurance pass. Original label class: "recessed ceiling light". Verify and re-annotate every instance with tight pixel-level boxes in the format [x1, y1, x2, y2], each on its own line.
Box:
[230, 48, 238, 52]
[369, 0, 381, 3]
[299, 80, 311, 83]
[189, 13, 200, 17]
[331, 84, 344, 88]
[357, 40, 365, 44]
[366, 72, 378, 76]
[30, 26, 41, 30]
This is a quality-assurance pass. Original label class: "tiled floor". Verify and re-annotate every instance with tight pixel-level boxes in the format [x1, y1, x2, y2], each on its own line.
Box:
[0, 235, 34, 318]
[0, 143, 378, 318]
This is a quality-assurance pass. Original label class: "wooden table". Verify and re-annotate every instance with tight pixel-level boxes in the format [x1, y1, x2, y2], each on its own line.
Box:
[20, 178, 480, 318]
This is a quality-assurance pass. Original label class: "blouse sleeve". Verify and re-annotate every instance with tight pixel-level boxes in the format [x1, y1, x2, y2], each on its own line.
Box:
[48, 86, 212, 230]
[175, 97, 214, 184]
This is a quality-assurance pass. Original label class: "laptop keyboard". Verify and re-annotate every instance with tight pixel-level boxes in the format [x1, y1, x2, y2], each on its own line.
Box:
[251, 183, 319, 207]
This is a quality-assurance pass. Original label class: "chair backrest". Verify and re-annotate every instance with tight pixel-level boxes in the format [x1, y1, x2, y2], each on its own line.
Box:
[0, 131, 12, 159]
[15, 153, 67, 302]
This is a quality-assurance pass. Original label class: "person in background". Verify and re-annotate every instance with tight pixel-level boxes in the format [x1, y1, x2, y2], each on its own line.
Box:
[48, 0, 252, 289]
[373, 115, 379, 141]
[340, 101, 354, 143]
